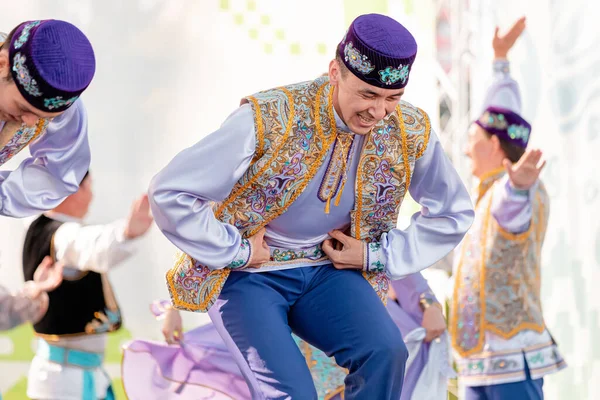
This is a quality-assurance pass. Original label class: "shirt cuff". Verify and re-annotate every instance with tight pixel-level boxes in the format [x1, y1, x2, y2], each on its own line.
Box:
[115, 219, 143, 250]
[419, 291, 441, 312]
[506, 180, 531, 197]
[493, 59, 510, 74]
[227, 237, 252, 269]
[363, 241, 386, 272]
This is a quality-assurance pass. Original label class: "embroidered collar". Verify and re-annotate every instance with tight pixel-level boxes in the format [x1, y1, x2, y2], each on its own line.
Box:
[475, 167, 505, 204]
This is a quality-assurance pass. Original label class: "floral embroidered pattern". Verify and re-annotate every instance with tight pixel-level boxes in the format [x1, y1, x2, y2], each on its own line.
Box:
[227, 238, 251, 269]
[344, 42, 375, 74]
[317, 133, 355, 209]
[0, 119, 48, 166]
[12, 53, 42, 97]
[295, 337, 346, 400]
[271, 245, 325, 262]
[352, 101, 430, 243]
[44, 96, 79, 110]
[379, 65, 410, 86]
[13, 20, 41, 49]
[363, 270, 390, 304]
[365, 241, 385, 272]
[507, 124, 530, 142]
[479, 111, 508, 130]
[451, 173, 549, 357]
[166, 77, 430, 312]
[84, 308, 122, 334]
[457, 341, 566, 386]
[166, 253, 230, 312]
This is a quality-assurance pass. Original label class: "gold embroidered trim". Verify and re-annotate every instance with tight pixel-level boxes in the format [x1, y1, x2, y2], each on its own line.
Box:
[495, 216, 534, 242]
[451, 194, 494, 357]
[483, 190, 546, 339]
[31, 118, 46, 141]
[257, 83, 337, 231]
[474, 195, 493, 357]
[452, 187, 547, 356]
[476, 167, 505, 205]
[353, 105, 407, 240]
[167, 83, 338, 312]
[464, 339, 556, 358]
[450, 232, 471, 355]
[484, 321, 546, 339]
[325, 387, 345, 400]
[246, 96, 266, 162]
[398, 105, 411, 189]
[319, 133, 353, 214]
[166, 253, 231, 312]
[353, 152, 365, 240]
[415, 107, 431, 159]
[214, 86, 296, 227]
[301, 340, 346, 400]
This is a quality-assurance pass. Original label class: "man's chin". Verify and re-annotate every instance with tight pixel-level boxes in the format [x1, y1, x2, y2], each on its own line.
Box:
[347, 122, 373, 135]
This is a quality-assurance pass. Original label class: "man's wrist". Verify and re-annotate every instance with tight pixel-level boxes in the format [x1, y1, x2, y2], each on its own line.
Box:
[419, 292, 442, 312]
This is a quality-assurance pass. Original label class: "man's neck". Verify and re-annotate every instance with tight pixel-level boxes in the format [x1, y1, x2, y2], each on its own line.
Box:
[475, 166, 505, 183]
[331, 85, 346, 127]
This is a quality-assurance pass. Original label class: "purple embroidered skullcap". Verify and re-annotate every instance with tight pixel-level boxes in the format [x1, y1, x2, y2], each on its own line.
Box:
[337, 14, 417, 89]
[475, 106, 532, 148]
[9, 20, 95, 113]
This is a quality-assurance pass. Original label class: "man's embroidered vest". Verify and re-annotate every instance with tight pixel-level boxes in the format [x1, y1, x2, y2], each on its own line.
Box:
[450, 169, 549, 357]
[166, 77, 431, 312]
[0, 39, 49, 168]
[0, 119, 48, 167]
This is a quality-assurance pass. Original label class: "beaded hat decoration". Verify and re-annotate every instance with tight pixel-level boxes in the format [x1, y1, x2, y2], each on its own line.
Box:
[475, 106, 532, 148]
[337, 14, 417, 89]
[9, 19, 95, 112]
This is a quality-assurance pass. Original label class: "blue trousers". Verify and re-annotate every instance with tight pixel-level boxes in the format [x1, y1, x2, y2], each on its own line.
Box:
[465, 378, 543, 400]
[465, 357, 544, 400]
[217, 265, 408, 400]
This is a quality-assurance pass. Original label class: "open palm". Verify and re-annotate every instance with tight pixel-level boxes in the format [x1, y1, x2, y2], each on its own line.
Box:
[493, 16, 526, 59]
[124, 194, 154, 239]
[503, 149, 546, 190]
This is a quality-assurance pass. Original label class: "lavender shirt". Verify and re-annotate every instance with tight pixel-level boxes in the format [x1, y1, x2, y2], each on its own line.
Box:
[485, 60, 536, 232]
[149, 101, 474, 280]
[0, 99, 90, 217]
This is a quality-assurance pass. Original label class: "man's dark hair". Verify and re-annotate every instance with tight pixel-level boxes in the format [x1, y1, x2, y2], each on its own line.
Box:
[0, 25, 19, 82]
[335, 54, 349, 78]
[483, 131, 526, 163]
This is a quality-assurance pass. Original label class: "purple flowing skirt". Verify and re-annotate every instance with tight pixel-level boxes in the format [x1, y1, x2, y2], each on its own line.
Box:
[122, 300, 427, 399]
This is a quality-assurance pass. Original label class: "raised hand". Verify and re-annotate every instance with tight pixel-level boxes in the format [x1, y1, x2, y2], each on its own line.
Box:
[493, 16, 526, 59]
[503, 148, 546, 190]
[124, 194, 154, 239]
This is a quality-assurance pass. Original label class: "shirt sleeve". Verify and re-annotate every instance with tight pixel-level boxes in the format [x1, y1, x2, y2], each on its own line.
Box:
[53, 219, 138, 274]
[491, 174, 537, 234]
[0, 100, 90, 217]
[364, 129, 475, 280]
[480, 59, 522, 113]
[391, 272, 438, 322]
[148, 104, 257, 269]
[0, 283, 49, 330]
